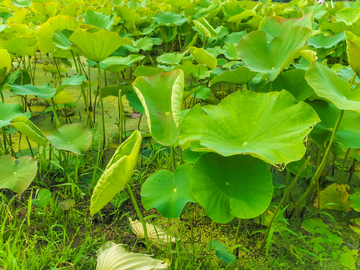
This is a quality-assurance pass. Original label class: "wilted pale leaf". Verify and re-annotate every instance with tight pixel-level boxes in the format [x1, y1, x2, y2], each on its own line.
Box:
[313, 183, 351, 212]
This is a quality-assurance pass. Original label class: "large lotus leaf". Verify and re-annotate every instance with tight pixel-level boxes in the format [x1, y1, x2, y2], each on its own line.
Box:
[7, 9, 27, 24]
[167, 0, 188, 9]
[133, 66, 165, 77]
[305, 63, 360, 113]
[209, 66, 257, 86]
[115, 6, 140, 22]
[336, 8, 360, 26]
[31, 2, 59, 18]
[190, 153, 273, 224]
[70, 29, 133, 63]
[100, 55, 144, 72]
[0, 49, 11, 72]
[152, 11, 189, 26]
[193, 17, 217, 38]
[259, 13, 312, 42]
[189, 47, 217, 69]
[46, 123, 92, 155]
[52, 29, 73, 50]
[308, 100, 360, 148]
[237, 27, 312, 81]
[345, 31, 360, 74]
[133, 70, 184, 146]
[36, 15, 82, 54]
[9, 83, 56, 99]
[320, 21, 347, 34]
[0, 36, 37, 57]
[90, 130, 142, 216]
[157, 52, 185, 65]
[0, 155, 37, 194]
[136, 37, 154, 51]
[81, 10, 114, 30]
[263, 69, 314, 102]
[179, 90, 320, 167]
[11, 116, 46, 145]
[0, 102, 31, 128]
[141, 164, 196, 218]
[308, 32, 345, 49]
[221, 1, 244, 20]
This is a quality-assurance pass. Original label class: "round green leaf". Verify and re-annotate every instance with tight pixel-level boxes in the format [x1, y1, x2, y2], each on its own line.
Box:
[46, 123, 92, 155]
[90, 130, 142, 215]
[237, 27, 312, 81]
[81, 10, 114, 30]
[9, 83, 56, 99]
[189, 47, 217, 70]
[141, 164, 196, 218]
[100, 55, 144, 72]
[0, 155, 37, 193]
[152, 11, 189, 26]
[308, 32, 345, 49]
[69, 29, 133, 63]
[133, 70, 184, 146]
[191, 153, 273, 223]
[180, 90, 320, 167]
[209, 66, 257, 86]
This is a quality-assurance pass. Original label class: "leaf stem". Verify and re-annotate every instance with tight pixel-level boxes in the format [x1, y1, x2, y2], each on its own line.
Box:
[97, 63, 106, 148]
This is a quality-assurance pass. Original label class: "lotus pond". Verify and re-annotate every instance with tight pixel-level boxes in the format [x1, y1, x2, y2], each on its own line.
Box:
[1, 0, 360, 269]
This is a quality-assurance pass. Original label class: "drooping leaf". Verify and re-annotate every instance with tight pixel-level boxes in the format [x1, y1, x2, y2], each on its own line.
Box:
[305, 62, 360, 113]
[237, 27, 312, 81]
[345, 31, 360, 74]
[180, 90, 319, 167]
[133, 70, 184, 146]
[46, 123, 92, 155]
[96, 241, 168, 270]
[11, 116, 47, 145]
[90, 131, 142, 215]
[141, 164, 195, 218]
[0, 155, 37, 193]
[190, 153, 273, 224]
[336, 8, 360, 25]
[193, 17, 217, 38]
[52, 29, 73, 50]
[189, 47, 217, 69]
[69, 29, 133, 63]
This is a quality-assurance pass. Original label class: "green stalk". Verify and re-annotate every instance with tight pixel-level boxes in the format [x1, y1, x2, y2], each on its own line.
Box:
[2, 127, 8, 154]
[54, 58, 62, 85]
[50, 97, 62, 128]
[118, 90, 123, 145]
[259, 156, 310, 254]
[97, 63, 106, 147]
[233, 218, 242, 254]
[26, 136, 34, 157]
[290, 110, 344, 219]
[208, 220, 214, 269]
[340, 148, 351, 185]
[171, 145, 176, 171]
[75, 55, 91, 128]
[126, 184, 151, 252]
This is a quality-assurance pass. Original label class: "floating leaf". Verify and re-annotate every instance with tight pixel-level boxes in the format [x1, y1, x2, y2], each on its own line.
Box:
[0, 155, 37, 194]
[190, 153, 273, 224]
